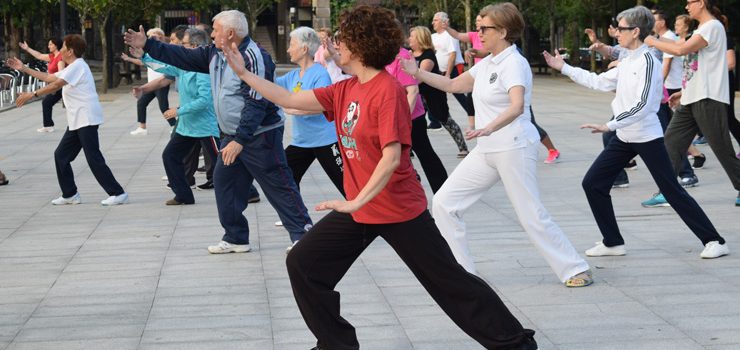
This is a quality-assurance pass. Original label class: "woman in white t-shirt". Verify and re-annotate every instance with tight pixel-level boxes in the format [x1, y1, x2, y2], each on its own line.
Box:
[645, 0, 740, 207]
[10, 35, 129, 206]
[401, 2, 592, 287]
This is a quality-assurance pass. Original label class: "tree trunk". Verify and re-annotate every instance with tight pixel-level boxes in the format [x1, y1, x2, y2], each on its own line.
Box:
[9, 18, 22, 58]
[99, 16, 109, 94]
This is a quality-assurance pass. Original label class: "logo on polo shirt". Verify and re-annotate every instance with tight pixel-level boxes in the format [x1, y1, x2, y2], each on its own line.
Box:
[489, 72, 498, 84]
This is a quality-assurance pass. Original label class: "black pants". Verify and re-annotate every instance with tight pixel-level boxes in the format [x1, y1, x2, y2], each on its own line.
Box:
[163, 133, 219, 203]
[449, 64, 475, 116]
[136, 85, 173, 126]
[666, 99, 740, 191]
[42, 90, 63, 127]
[602, 131, 629, 185]
[54, 125, 124, 198]
[529, 106, 548, 140]
[184, 137, 218, 184]
[286, 210, 535, 350]
[411, 116, 447, 193]
[285, 143, 345, 197]
[583, 136, 724, 247]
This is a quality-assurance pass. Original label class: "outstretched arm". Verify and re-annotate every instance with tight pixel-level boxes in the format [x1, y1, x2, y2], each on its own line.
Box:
[124, 25, 211, 73]
[19, 42, 51, 62]
[6, 57, 56, 83]
[400, 57, 473, 93]
[222, 41, 324, 111]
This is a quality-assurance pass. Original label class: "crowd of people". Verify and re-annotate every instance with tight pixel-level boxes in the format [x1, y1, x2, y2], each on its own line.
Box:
[1, 0, 737, 348]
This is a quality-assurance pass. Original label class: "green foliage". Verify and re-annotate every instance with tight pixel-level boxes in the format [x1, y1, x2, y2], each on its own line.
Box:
[331, 0, 356, 30]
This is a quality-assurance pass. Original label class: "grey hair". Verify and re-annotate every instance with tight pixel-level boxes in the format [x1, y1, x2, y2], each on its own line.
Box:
[289, 27, 321, 57]
[617, 6, 654, 41]
[434, 12, 449, 22]
[213, 10, 249, 38]
[185, 28, 209, 47]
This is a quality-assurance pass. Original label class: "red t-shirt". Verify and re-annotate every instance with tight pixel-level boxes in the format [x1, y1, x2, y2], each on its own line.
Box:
[313, 71, 427, 224]
[48, 53, 64, 74]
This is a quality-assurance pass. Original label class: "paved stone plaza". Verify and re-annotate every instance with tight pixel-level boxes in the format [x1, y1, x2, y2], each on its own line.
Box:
[1, 75, 739, 350]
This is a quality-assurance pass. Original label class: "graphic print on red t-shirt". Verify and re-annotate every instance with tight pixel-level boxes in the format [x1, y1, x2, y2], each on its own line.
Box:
[340, 100, 361, 160]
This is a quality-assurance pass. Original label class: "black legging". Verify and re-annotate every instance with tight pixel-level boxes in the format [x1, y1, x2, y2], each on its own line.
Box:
[42, 90, 63, 127]
[136, 85, 173, 126]
[411, 116, 447, 193]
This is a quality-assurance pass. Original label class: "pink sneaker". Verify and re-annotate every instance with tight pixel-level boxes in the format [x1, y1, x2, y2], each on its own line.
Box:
[544, 149, 560, 164]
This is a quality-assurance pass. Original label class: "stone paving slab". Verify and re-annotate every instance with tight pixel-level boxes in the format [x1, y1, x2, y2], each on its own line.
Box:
[1, 75, 739, 349]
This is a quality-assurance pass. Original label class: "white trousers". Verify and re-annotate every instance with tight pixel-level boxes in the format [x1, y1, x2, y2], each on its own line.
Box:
[432, 143, 589, 283]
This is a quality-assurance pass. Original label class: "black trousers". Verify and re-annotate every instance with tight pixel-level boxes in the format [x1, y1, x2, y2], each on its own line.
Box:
[449, 64, 475, 116]
[286, 210, 535, 350]
[410, 116, 448, 193]
[163, 133, 219, 203]
[184, 138, 218, 184]
[42, 90, 63, 127]
[136, 85, 173, 126]
[285, 143, 345, 197]
[54, 125, 124, 198]
[582, 136, 724, 247]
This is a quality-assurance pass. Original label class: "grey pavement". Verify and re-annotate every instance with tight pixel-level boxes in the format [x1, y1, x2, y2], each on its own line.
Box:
[1, 75, 739, 350]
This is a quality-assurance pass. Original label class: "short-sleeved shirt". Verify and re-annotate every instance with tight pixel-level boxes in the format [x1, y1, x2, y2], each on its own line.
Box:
[681, 19, 729, 105]
[275, 64, 336, 148]
[467, 45, 539, 152]
[385, 48, 425, 120]
[467, 31, 484, 64]
[47, 53, 64, 74]
[432, 31, 458, 73]
[661, 30, 683, 90]
[55, 58, 104, 130]
[313, 71, 427, 224]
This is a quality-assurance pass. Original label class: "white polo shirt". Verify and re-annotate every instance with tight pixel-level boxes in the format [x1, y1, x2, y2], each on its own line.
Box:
[661, 30, 683, 90]
[468, 44, 539, 152]
[431, 31, 458, 73]
[681, 19, 729, 105]
[55, 58, 104, 131]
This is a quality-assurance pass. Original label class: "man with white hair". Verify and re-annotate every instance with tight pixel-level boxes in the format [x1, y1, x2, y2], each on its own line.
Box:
[124, 10, 313, 253]
[431, 12, 474, 136]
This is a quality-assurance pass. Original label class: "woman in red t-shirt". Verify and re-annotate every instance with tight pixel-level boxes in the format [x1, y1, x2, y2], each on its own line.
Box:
[19, 38, 65, 132]
[220, 5, 536, 350]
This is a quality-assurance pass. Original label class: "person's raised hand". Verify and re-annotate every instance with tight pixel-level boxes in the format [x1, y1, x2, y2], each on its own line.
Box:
[399, 57, 419, 77]
[584, 28, 598, 44]
[19, 41, 29, 51]
[15, 92, 34, 108]
[128, 46, 144, 59]
[123, 25, 147, 49]
[542, 50, 565, 71]
[221, 41, 247, 77]
[580, 123, 609, 134]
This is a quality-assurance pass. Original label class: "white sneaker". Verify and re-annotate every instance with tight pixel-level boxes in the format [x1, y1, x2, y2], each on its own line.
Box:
[585, 242, 626, 257]
[161, 175, 168, 181]
[207, 240, 250, 254]
[286, 240, 298, 254]
[700, 241, 729, 259]
[37, 126, 55, 133]
[101, 192, 129, 206]
[51, 193, 81, 205]
[130, 127, 148, 136]
[275, 221, 283, 227]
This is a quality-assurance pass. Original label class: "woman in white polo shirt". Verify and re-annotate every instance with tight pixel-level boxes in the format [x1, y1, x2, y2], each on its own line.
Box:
[544, 6, 728, 259]
[402, 2, 592, 287]
[10, 34, 129, 206]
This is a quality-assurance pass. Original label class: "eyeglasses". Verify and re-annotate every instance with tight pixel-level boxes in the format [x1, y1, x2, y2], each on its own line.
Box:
[616, 26, 637, 32]
[477, 25, 498, 34]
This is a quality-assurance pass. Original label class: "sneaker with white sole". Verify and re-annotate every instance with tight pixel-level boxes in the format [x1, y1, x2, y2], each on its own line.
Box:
[585, 242, 626, 256]
[680, 175, 699, 188]
[641, 193, 670, 208]
[51, 193, 81, 205]
[275, 220, 283, 226]
[101, 192, 129, 206]
[130, 127, 148, 136]
[37, 126, 55, 133]
[207, 240, 250, 254]
[700, 241, 729, 259]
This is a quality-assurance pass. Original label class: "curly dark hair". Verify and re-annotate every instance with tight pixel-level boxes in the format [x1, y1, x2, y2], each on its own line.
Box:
[338, 5, 404, 70]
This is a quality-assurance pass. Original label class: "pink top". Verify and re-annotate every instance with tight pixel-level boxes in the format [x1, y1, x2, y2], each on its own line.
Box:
[314, 46, 327, 66]
[468, 32, 483, 64]
[385, 48, 425, 119]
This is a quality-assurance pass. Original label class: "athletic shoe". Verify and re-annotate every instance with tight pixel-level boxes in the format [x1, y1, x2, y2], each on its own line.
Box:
[700, 241, 729, 259]
[101, 192, 129, 206]
[36, 126, 54, 133]
[641, 193, 670, 208]
[585, 242, 626, 256]
[544, 149, 560, 164]
[692, 136, 707, 145]
[275, 221, 283, 227]
[161, 175, 168, 181]
[456, 150, 469, 158]
[207, 240, 250, 254]
[692, 154, 706, 169]
[427, 122, 442, 129]
[196, 166, 206, 173]
[680, 175, 699, 188]
[130, 127, 148, 136]
[51, 193, 81, 205]
[624, 159, 638, 170]
[612, 180, 629, 188]
[165, 198, 193, 205]
[736, 192, 740, 207]
[166, 183, 196, 190]
[196, 181, 214, 190]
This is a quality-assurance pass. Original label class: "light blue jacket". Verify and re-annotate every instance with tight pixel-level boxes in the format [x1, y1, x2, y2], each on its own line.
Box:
[142, 55, 219, 138]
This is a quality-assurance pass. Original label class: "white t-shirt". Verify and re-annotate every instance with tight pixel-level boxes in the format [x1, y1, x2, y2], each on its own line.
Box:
[467, 45, 539, 152]
[680, 19, 729, 105]
[55, 58, 104, 130]
[661, 30, 683, 90]
[431, 31, 458, 73]
[147, 67, 164, 82]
